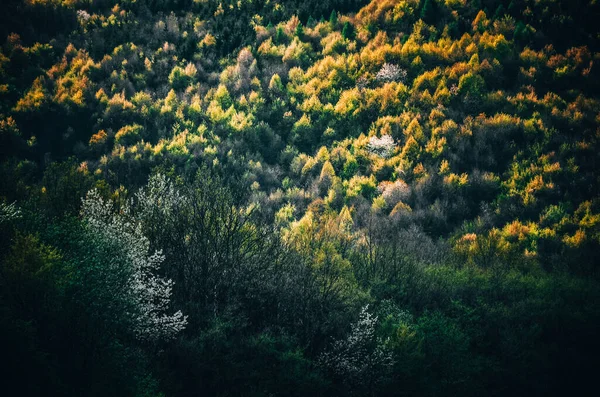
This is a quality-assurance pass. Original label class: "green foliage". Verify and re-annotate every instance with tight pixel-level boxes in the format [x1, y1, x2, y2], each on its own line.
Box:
[458, 71, 484, 94]
[329, 10, 338, 27]
[275, 26, 286, 45]
[514, 20, 531, 43]
[419, 0, 436, 23]
[168, 65, 194, 90]
[493, 4, 506, 20]
[341, 21, 354, 40]
[115, 124, 144, 146]
[295, 21, 304, 38]
[1, 0, 600, 395]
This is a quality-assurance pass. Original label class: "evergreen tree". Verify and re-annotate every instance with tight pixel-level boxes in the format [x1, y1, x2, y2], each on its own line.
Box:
[341, 21, 354, 40]
[275, 26, 286, 44]
[420, 0, 436, 23]
[295, 21, 304, 37]
[514, 20, 528, 43]
[329, 10, 338, 27]
[494, 4, 506, 20]
[508, 0, 516, 14]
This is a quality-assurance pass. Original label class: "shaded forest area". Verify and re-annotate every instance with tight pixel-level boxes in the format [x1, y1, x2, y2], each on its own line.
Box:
[1, 0, 600, 396]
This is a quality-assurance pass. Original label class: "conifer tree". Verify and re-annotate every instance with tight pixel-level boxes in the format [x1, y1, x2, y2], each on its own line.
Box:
[295, 21, 304, 37]
[329, 10, 338, 27]
[275, 26, 286, 44]
[341, 21, 354, 40]
[420, 0, 436, 23]
[494, 4, 506, 20]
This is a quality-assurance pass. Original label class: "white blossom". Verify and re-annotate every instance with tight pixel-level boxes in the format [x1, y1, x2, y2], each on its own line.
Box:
[318, 305, 394, 388]
[81, 189, 187, 342]
[375, 63, 407, 83]
[379, 180, 411, 205]
[76, 10, 91, 22]
[0, 201, 21, 224]
[135, 173, 188, 221]
[367, 134, 397, 158]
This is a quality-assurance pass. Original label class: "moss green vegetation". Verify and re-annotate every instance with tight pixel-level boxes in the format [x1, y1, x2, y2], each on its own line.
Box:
[1, 0, 599, 396]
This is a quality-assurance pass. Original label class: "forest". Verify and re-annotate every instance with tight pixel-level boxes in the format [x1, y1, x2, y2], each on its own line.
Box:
[0, 0, 599, 396]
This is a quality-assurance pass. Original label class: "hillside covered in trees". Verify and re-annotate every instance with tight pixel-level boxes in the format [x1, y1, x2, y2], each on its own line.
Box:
[1, 0, 600, 396]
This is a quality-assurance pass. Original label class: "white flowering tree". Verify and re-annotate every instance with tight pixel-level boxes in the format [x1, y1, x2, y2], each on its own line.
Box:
[0, 201, 21, 224]
[81, 189, 187, 342]
[379, 180, 411, 206]
[76, 10, 91, 22]
[375, 63, 407, 83]
[134, 173, 189, 239]
[367, 134, 397, 158]
[0, 201, 21, 253]
[318, 305, 394, 393]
